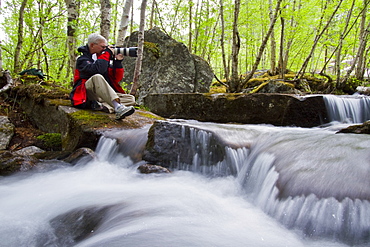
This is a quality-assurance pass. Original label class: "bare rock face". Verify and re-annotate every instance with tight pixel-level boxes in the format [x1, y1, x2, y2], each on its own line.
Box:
[121, 27, 214, 104]
[0, 116, 15, 150]
[144, 93, 329, 127]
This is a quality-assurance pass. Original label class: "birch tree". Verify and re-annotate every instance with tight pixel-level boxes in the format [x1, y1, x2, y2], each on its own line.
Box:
[295, 0, 344, 80]
[341, 20, 370, 85]
[229, 0, 240, 92]
[14, 0, 28, 74]
[100, 0, 112, 41]
[130, 0, 147, 96]
[219, 0, 229, 81]
[269, 0, 277, 76]
[240, 0, 283, 91]
[355, 0, 369, 80]
[0, 41, 3, 74]
[335, 0, 355, 88]
[116, 0, 133, 46]
[65, 0, 80, 75]
[188, 0, 194, 52]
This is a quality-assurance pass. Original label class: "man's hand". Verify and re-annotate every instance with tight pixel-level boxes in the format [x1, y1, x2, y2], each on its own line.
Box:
[115, 53, 124, 61]
[107, 46, 123, 60]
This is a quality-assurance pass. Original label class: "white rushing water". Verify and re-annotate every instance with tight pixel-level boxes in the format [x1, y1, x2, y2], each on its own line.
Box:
[0, 95, 370, 247]
[0, 122, 369, 247]
[0, 147, 311, 247]
[323, 94, 370, 123]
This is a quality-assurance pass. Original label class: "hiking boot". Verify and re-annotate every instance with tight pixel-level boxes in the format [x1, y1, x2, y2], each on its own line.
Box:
[115, 105, 135, 120]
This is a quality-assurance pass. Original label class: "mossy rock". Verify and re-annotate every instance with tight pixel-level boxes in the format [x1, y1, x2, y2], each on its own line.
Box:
[37, 133, 62, 151]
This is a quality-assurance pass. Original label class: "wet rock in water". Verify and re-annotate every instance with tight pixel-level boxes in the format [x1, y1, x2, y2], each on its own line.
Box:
[356, 86, 370, 95]
[0, 116, 15, 150]
[337, 121, 370, 134]
[44, 205, 113, 246]
[137, 163, 171, 174]
[63, 147, 97, 165]
[0, 151, 39, 176]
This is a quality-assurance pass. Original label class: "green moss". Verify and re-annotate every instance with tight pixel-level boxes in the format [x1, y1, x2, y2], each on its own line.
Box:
[70, 110, 113, 128]
[144, 42, 161, 58]
[136, 111, 164, 120]
[37, 133, 62, 148]
[282, 82, 295, 88]
[250, 81, 269, 93]
[48, 99, 71, 106]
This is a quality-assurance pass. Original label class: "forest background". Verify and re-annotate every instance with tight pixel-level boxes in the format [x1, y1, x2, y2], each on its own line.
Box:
[0, 0, 370, 94]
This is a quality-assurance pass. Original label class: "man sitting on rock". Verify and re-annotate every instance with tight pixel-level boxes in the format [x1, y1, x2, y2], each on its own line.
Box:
[70, 33, 135, 120]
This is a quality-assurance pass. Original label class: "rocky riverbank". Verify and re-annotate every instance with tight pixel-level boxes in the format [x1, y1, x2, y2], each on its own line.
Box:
[0, 83, 162, 176]
[1, 82, 370, 176]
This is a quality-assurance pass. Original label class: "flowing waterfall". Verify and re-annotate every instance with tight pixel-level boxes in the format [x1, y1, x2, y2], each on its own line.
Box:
[323, 94, 370, 123]
[170, 122, 370, 245]
[1, 121, 370, 246]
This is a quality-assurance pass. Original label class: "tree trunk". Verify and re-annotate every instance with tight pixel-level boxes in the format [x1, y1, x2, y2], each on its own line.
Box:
[116, 0, 132, 46]
[193, 0, 201, 54]
[219, 0, 229, 82]
[355, 0, 368, 80]
[130, 0, 147, 96]
[169, 0, 183, 37]
[319, 1, 369, 75]
[295, 0, 343, 80]
[188, 0, 193, 52]
[229, 0, 241, 92]
[278, 15, 285, 79]
[100, 0, 111, 41]
[0, 41, 3, 74]
[269, 0, 276, 76]
[335, 0, 355, 88]
[149, 0, 156, 29]
[14, 0, 28, 74]
[341, 20, 370, 85]
[65, 0, 80, 75]
[240, 0, 283, 91]
[283, 0, 298, 74]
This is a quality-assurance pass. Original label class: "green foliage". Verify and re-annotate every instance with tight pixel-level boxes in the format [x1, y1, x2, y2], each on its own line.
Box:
[0, 0, 368, 93]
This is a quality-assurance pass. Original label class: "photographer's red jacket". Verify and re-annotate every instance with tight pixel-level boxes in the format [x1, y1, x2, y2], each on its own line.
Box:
[70, 45, 126, 108]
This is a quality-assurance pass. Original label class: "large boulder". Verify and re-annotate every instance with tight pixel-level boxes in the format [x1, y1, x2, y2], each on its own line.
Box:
[121, 27, 214, 104]
[144, 93, 329, 127]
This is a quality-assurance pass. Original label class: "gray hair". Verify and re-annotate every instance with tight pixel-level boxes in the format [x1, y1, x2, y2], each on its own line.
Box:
[87, 33, 107, 45]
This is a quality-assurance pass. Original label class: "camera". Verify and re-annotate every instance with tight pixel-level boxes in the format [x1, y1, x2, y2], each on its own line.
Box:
[113, 47, 138, 57]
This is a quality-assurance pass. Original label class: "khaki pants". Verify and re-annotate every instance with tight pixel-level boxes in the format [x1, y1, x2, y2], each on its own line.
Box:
[85, 74, 135, 112]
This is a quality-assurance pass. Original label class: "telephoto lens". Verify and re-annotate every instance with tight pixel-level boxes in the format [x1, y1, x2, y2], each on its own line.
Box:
[113, 47, 138, 57]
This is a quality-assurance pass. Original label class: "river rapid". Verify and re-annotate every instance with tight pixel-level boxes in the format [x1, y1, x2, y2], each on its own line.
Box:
[0, 94, 369, 247]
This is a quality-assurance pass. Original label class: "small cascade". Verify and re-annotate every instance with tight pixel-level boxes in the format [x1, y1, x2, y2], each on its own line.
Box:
[168, 122, 370, 245]
[1, 121, 370, 246]
[323, 94, 370, 123]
